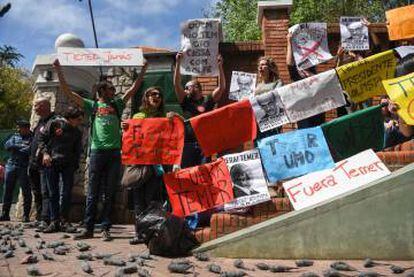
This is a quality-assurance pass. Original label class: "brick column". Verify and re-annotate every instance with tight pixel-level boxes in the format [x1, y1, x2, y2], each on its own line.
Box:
[257, 1, 292, 84]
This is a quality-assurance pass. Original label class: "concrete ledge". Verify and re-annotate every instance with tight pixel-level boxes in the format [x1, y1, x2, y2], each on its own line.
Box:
[257, 0, 293, 25]
[195, 163, 414, 260]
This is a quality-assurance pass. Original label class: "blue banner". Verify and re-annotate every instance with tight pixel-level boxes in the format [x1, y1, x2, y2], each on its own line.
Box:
[258, 126, 335, 183]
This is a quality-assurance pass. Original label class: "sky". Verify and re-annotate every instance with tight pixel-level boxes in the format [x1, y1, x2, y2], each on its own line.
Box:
[0, 0, 219, 70]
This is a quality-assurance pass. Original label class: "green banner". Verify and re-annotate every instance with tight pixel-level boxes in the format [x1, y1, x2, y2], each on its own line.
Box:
[321, 105, 384, 161]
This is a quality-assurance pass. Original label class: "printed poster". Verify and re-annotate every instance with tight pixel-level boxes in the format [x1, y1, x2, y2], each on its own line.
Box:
[340, 17, 369, 51]
[57, 47, 144, 67]
[250, 89, 289, 132]
[228, 71, 257, 101]
[223, 149, 271, 210]
[258, 126, 335, 183]
[164, 159, 234, 217]
[283, 149, 391, 210]
[121, 117, 185, 165]
[278, 69, 346, 123]
[386, 4, 414, 41]
[180, 18, 221, 76]
[289, 23, 333, 70]
[383, 72, 414, 125]
[336, 50, 397, 103]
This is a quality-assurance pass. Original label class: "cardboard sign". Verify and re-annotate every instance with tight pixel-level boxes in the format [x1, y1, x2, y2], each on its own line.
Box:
[383, 72, 414, 125]
[258, 126, 335, 183]
[278, 69, 346, 123]
[340, 17, 369, 51]
[180, 18, 221, 76]
[229, 71, 257, 101]
[289, 23, 333, 70]
[121, 117, 185, 165]
[164, 159, 234, 217]
[336, 50, 397, 103]
[321, 105, 384, 161]
[223, 149, 271, 210]
[190, 100, 257, 156]
[283, 149, 391, 210]
[57, 47, 144, 67]
[250, 89, 289, 132]
[386, 4, 414, 41]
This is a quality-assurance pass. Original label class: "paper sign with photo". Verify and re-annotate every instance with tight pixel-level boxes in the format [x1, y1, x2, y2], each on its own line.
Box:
[229, 71, 257, 101]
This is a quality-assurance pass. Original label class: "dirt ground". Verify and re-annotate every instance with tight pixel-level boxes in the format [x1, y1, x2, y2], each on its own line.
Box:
[0, 222, 413, 277]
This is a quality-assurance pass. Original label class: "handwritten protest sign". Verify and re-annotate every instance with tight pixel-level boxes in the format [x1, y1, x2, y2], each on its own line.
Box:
[190, 100, 257, 156]
[321, 105, 384, 161]
[223, 149, 270, 210]
[229, 71, 257, 101]
[386, 4, 414, 41]
[258, 126, 335, 183]
[340, 17, 369, 51]
[164, 159, 234, 217]
[180, 18, 220, 76]
[289, 23, 333, 70]
[336, 50, 397, 103]
[283, 149, 391, 210]
[121, 117, 185, 165]
[278, 69, 346, 123]
[57, 47, 144, 67]
[383, 72, 414, 125]
[250, 89, 289, 132]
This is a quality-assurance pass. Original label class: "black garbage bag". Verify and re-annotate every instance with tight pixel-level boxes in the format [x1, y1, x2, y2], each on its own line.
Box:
[135, 203, 200, 257]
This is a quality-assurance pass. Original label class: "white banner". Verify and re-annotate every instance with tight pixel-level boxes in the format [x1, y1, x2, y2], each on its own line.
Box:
[229, 71, 257, 101]
[283, 149, 391, 210]
[278, 69, 346, 123]
[289, 23, 333, 70]
[340, 17, 369, 51]
[250, 89, 289, 132]
[223, 149, 271, 210]
[180, 18, 220, 76]
[57, 47, 144, 67]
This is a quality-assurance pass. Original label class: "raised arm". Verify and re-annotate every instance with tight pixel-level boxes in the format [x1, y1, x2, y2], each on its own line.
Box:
[122, 61, 148, 104]
[363, 18, 381, 53]
[173, 52, 186, 104]
[53, 59, 84, 107]
[212, 55, 225, 103]
[286, 32, 294, 66]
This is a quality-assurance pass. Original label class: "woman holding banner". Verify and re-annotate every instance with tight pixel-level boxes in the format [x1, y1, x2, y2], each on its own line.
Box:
[254, 56, 283, 96]
[121, 87, 181, 244]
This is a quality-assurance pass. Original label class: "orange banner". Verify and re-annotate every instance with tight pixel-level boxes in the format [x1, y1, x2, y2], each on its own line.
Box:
[164, 159, 234, 217]
[122, 117, 185, 165]
[190, 100, 257, 156]
[386, 4, 414, 41]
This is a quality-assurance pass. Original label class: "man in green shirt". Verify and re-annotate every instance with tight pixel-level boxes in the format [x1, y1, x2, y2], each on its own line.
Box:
[53, 59, 148, 241]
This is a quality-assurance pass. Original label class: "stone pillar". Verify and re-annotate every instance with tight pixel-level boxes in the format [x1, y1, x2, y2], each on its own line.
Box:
[257, 0, 292, 84]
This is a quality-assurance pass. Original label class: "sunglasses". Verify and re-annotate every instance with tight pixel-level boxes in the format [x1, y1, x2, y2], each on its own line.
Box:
[147, 92, 161, 98]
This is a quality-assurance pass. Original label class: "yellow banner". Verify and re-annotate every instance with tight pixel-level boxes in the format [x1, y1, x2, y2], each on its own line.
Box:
[336, 50, 397, 103]
[386, 4, 414, 41]
[383, 72, 414, 125]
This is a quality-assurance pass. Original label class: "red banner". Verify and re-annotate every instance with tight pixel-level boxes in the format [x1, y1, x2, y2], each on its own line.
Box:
[122, 117, 184, 165]
[164, 159, 234, 217]
[190, 100, 257, 156]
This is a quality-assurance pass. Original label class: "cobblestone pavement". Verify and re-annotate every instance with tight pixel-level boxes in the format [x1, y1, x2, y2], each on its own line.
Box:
[0, 222, 413, 277]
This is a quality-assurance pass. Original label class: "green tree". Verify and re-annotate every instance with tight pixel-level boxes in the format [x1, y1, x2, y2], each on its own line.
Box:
[0, 67, 33, 129]
[0, 45, 24, 68]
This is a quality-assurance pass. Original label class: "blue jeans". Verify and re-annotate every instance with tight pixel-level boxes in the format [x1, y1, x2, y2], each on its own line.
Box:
[84, 149, 121, 231]
[44, 164, 75, 222]
[1, 163, 31, 217]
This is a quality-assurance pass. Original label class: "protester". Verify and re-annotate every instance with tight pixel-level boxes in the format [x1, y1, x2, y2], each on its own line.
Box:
[0, 120, 32, 222]
[29, 97, 56, 229]
[38, 106, 83, 233]
[254, 56, 283, 96]
[174, 53, 225, 168]
[286, 32, 326, 129]
[122, 87, 181, 244]
[53, 59, 148, 241]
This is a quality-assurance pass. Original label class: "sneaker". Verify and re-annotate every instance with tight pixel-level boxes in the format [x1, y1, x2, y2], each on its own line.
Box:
[43, 221, 60, 233]
[101, 229, 112, 242]
[62, 223, 78, 233]
[0, 214, 10, 221]
[129, 236, 145, 245]
[73, 229, 94, 240]
[35, 221, 48, 232]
